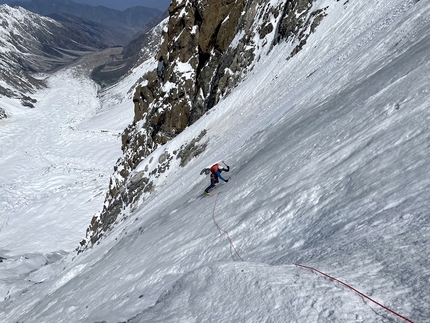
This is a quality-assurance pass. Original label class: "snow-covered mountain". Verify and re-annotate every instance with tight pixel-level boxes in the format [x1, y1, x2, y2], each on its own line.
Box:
[0, 5, 58, 98]
[0, 4, 128, 102]
[8, 0, 162, 38]
[0, 0, 429, 322]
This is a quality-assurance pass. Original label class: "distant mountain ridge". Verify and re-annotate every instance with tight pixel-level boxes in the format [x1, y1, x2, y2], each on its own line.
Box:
[0, 4, 128, 102]
[9, 0, 162, 38]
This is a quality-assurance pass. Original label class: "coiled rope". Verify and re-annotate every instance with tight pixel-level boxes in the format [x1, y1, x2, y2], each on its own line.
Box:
[295, 264, 415, 323]
[211, 192, 244, 261]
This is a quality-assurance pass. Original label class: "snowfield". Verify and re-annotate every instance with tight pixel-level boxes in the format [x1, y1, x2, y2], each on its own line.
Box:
[0, 0, 429, 322]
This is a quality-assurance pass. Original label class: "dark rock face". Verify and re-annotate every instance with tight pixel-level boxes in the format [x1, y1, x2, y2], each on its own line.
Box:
[0, 107, 7, 119]
[177, 130, 207, 167]
[275, 0, 327, 58]
[81, 0, 328, 250]
[124, 0, 327, 175]
[123, 0, 248, 178]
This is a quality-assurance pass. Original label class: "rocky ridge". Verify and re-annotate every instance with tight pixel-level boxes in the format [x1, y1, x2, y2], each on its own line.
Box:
[81, 0, 328, 249]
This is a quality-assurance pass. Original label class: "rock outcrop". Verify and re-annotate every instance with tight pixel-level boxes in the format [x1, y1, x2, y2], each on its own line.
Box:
[0, 107, 7, 119]
[81, 0, 328, 250]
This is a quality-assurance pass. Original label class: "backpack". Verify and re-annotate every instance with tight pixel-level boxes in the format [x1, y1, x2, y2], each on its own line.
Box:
[210, 164, 220, 173]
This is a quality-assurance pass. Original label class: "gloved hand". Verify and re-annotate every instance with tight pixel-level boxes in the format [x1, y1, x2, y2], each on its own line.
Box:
[225, 179, 229, 183]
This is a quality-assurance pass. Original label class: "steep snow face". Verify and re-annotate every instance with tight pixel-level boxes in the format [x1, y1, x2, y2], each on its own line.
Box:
[91, 0, 331, 245]
[1, 0, 429, 322]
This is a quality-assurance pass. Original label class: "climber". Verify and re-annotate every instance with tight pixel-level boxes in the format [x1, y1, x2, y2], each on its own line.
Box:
[157, 56, 165, 83]
[204, 162, 230, 195]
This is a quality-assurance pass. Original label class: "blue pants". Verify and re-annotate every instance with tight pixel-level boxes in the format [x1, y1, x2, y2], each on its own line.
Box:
[205, 174, 219, 192]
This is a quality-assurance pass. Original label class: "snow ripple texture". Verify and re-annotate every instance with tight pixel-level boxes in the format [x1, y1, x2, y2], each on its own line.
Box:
[0, 0, 429, 322]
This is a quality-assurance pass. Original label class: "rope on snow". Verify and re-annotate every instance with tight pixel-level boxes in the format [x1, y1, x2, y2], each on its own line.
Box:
[211, 192, 244, 261]
[209, 194, 414, 322]
[295, 264, 415, 323]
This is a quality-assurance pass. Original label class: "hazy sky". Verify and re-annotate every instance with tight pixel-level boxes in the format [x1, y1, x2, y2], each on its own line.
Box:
[73, 0, 171, 11]
[1, 0, 172, 11]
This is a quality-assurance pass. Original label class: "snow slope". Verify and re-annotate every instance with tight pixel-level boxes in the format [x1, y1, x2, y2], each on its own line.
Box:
[1, 0, 429, 322]
[0, 59, 134, 306]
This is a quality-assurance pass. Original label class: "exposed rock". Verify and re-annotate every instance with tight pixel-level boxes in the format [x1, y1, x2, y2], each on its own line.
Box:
[21, 95, 37, 108]
[177, 130, 208, 167]
[124, 0, 327, 174]
[0, 84, 17, 99]
[275, 0, 328, 58]
[122, 0, 249, 174]
[0, 107, 7, 119]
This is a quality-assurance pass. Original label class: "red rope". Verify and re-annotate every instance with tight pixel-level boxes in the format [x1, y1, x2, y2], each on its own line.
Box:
[212, 192, 244, 261]
[295, 264, 415, 323]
